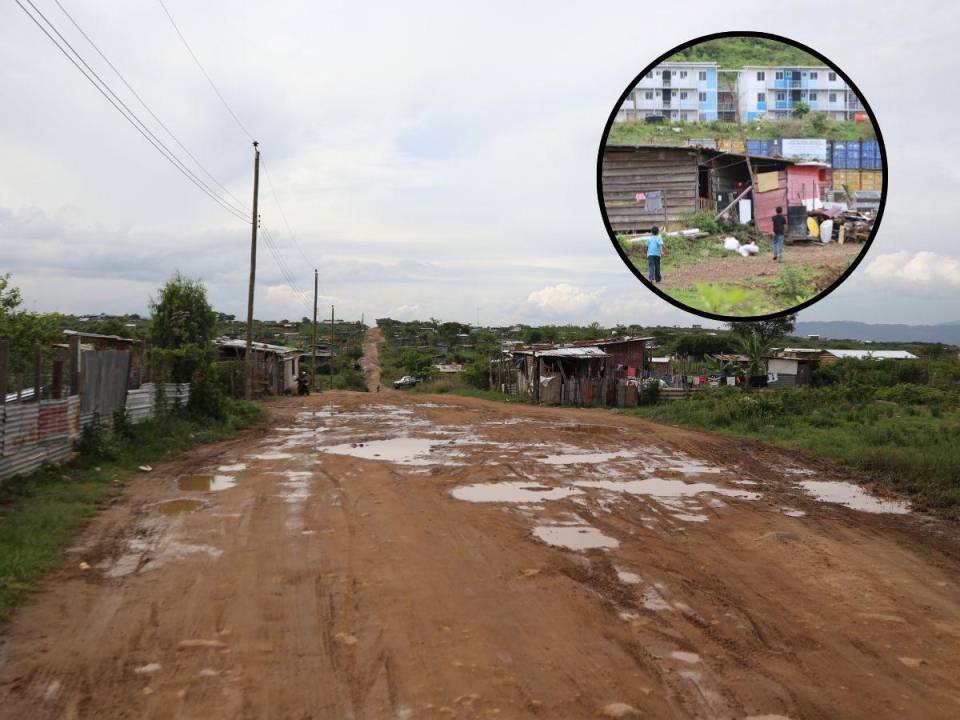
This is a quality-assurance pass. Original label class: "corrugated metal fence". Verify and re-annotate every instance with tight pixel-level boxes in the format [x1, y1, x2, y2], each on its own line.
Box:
[0, 374, 190, 484]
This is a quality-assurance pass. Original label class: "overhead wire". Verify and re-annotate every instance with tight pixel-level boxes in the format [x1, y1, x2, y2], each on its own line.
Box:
[15, 0, 249, 224]
[51, 0, 251, 216]
[155, 0, 255, 142]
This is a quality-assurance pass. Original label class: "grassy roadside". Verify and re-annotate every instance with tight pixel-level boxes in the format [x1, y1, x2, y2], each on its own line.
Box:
[410, 378, 960, 517]
[624, 387, 960, 515]
[0, 400, 266, 621]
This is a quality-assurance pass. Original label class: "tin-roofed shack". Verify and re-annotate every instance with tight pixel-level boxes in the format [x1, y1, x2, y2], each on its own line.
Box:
[216, 339, 300, 396]
[508, 336, 653, 407]
[602, 145, 826, 235]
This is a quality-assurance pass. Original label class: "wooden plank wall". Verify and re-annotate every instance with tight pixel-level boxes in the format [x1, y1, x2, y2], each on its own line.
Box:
[601, 147, 699, 233]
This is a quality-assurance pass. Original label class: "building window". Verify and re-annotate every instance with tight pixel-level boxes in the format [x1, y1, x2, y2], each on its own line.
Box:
[679, 70, 687, 79]
[646, 71, 652, 79]
[757, 92, 765, 102]
[829, 72, 837, 81]
[777, 92, 785, 101]
[829, 92, 837, 102]
[757, 71, 765, 81]
[655, 70, 661, 76]
[645, 91, 653, 99]
[810, 92, 818, 101]
[775, 71, 784, 80]
[698, 92, 707, 102]
[810, 71, 818, 80]
[699, 70, 707, 81]
[680, 91, 688, 100]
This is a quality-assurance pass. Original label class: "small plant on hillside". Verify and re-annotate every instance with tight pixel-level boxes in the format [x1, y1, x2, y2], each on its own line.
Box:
[774, 264, 814, 304]
[684, 283, 766, 316]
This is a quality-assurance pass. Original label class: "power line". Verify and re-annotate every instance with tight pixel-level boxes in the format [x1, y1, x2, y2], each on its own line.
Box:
[15, 0, 249, 223]
[260, 159, 314, 268]
[51, 0, 250, 215]
[156, 0, 255, 141]
[260, 225, 312, 310]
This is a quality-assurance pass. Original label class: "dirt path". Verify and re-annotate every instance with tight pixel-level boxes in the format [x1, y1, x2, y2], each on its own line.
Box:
[1, 393, 959, 719]
[361, 326, 383, 392]
[656, 241, 862, 291]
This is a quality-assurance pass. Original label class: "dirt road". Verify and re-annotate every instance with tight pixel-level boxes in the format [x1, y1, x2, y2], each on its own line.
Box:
[1, 389, 959, 718]
[656, 242, 861, 292]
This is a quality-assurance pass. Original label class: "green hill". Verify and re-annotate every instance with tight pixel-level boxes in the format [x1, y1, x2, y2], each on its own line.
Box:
[670, 37, 821, 68]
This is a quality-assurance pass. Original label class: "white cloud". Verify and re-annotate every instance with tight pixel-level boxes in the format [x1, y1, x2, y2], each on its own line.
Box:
[526, 284, 604, 315]
[863, 251, 960, 292]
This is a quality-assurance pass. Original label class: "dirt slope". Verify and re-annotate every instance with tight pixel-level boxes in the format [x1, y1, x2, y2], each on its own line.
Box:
[0, 391, 958, 719]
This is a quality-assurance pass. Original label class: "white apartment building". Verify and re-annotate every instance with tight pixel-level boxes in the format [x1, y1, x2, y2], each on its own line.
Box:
[617, 62, 718, 123]
[616, 64, 864, 123]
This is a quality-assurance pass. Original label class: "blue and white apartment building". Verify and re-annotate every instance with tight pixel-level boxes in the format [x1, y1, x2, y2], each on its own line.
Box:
[617, 62, 862, 123]
[620, 62, 718, 123]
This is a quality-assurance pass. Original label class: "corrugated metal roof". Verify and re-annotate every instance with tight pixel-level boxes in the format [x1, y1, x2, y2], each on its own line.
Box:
[63, 329, 138, 343]
[826, 349, 918, 360]
[535, 347, 609, 359]
[217, 338, 300, 355]
[604, 144, 794, 165]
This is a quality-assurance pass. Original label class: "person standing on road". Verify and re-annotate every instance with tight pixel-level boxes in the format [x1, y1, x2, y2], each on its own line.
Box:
[772, 206, 786, 261]
[646, 226, 663, 284]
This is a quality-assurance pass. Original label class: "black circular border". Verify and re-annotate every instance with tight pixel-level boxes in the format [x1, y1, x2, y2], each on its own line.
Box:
[596, 30, 887, 322]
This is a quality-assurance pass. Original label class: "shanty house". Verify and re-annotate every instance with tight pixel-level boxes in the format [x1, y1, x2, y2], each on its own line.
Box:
[217, 339, 300, 395]
[767, 348, 822, 388]
[601, 145, 794, 234]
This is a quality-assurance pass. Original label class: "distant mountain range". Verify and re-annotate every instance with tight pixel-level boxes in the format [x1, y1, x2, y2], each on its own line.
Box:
[795, 321, 960, 345]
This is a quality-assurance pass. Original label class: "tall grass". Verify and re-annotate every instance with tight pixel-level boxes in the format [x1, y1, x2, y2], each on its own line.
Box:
[629, 386, 960, 513]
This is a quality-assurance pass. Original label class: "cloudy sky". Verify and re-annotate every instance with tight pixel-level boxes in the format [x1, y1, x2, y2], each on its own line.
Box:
[2, 0, 958, 327]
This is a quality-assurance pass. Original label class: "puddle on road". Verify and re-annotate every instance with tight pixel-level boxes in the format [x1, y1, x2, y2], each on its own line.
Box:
[217, 463, 247, 472]
[178, 474, 236, 492]
[616, 569, 641, 584]
[154, 499, 206, 516]
[538, 450, 637, 465]
[451, 482, 584, 504]
[573, 478, 760, 500]
[669, 651, 701, 664]
[671, 513, 709, 523]
[532, 524, 619, 550]
[798, 480, 909, 514]
[248, 451, 295, 461]
[780, 506, 806, 518]
[318, 437, 465, 465]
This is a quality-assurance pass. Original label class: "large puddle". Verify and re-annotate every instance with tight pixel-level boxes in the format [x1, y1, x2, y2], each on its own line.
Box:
[154, 499, 206, 516]
[538, 450, 636, 465]
[318, 437, 465, 465]
[178, 474, 236, 492]
[572, 478, 760, 500]
[531, 524, 619, 550]
[451, 482, 583, 503]
[798, 480, 909, 514]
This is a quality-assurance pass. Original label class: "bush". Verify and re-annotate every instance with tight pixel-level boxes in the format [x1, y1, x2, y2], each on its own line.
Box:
[74, 414, 118, 461]
[638, 381, 660, 406]
[679, 211, 723, 236]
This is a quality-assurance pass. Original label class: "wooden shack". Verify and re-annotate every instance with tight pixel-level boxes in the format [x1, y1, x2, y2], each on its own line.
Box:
[601, 144, 794, 234]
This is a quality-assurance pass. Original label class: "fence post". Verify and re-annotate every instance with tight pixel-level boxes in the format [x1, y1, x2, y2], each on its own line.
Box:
[34, 343, 42, 402]
[0, 338, 7, 406]
[51, 360, 64, 399]
[68, 335, 80, 396]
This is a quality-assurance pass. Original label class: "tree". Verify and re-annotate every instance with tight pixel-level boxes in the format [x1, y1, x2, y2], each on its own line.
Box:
[0, 273, 60, 373]
[792, 101, 810, 118]
[737, 329, 774, 386]
[809, 112, 829, 134]
[148, 272, 217, 349]
[727, 315, 796, 344]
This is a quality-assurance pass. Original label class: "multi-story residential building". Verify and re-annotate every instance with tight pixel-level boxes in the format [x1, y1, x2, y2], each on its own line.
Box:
[615, 64, 863, 123]
[617, 62, 718, 123]
[738, 66, 858, 121]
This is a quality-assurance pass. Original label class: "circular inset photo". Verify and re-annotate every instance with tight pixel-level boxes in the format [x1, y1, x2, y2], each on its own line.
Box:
[597, 32, 886, 320]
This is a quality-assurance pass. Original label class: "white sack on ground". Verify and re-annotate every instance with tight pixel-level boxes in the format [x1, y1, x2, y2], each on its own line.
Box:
[723, 237, 740, 251]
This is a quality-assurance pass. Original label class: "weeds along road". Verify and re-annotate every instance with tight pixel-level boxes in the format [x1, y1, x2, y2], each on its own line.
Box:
[1, 391, 959, 719]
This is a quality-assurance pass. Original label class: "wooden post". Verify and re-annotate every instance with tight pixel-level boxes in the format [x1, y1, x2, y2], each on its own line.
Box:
[34, 343, 42, 402]
[68, 334, 80, 396]
[51, 360, 64, 399]
[244, 141, 261, 400]
[0, 338, 8, 406]
[534, 354, 541, 404]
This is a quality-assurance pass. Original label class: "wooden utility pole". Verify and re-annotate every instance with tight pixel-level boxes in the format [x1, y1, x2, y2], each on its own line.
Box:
[311, 269, 318, 392]
[244, 141, 260, 400]
[0, 337, 8, 406]
[329, 305, 334, 390]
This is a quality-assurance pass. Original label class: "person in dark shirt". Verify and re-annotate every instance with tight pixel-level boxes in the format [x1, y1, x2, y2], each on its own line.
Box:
[772, 207, 787, 261]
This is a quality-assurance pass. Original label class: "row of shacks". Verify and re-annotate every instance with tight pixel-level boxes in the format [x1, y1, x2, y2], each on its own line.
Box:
[490, 336, 653, 407]
[601, 144, 856, 236]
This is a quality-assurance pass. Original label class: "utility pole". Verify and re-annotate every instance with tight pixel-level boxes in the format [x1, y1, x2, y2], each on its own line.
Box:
[312, 268, 318, 393]
[244, 141, 260, 400]
[329, 304, 335, 390]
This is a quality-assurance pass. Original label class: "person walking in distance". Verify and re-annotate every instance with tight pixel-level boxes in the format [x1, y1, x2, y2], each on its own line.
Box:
[646, 226, 663, 284]
[772, 206, 787, 261]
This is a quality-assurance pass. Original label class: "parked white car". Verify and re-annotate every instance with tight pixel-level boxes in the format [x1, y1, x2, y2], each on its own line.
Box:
[393, 375, 419, 389]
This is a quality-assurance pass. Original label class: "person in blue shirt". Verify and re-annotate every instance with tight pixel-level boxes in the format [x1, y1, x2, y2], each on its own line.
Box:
[646, 226, 663, 283]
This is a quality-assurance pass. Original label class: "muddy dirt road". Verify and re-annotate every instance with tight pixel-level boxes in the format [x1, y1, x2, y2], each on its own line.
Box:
[1, 393, 959, 719]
